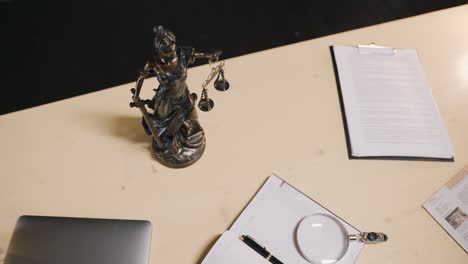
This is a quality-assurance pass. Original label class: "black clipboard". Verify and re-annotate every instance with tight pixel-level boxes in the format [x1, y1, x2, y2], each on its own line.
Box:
[329, 45, 454, 162]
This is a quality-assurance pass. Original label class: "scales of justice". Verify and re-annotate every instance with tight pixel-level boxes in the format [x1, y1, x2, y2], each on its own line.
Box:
[130, 26, 230, 168]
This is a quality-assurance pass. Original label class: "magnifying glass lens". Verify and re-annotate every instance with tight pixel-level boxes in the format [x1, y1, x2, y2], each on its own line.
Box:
[296, 214, 349, 264]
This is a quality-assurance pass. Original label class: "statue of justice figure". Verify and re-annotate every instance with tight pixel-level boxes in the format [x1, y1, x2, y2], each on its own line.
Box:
[130, 26, 229, 168]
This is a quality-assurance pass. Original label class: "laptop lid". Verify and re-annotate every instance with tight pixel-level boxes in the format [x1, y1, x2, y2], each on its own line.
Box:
[5, 215, 152, 264]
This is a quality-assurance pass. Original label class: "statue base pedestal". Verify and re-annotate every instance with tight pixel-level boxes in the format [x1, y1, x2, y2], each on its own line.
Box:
[151, 138, 206, 169]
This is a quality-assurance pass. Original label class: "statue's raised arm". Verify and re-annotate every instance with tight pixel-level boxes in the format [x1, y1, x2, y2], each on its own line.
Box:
[129, 25, 229, 168]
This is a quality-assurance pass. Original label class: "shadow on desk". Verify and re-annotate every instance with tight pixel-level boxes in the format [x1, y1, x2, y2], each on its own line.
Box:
[83, 112, 149, 144]
[196, 234, 221, 264]
[109, 115, 148, 144]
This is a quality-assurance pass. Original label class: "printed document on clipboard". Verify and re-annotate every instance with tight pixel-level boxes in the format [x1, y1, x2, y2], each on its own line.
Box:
[330, 44, 453, 161]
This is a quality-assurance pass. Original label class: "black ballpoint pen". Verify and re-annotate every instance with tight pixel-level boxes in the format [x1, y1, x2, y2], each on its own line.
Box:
[240, 235, 284, 264]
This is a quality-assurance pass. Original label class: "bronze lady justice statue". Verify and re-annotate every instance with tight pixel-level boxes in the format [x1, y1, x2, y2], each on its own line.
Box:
[130, 26, 228, 168]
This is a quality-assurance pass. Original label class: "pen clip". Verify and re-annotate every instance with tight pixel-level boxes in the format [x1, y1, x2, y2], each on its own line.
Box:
[241, 235, 265, 248]
[241, 235, 284, 264]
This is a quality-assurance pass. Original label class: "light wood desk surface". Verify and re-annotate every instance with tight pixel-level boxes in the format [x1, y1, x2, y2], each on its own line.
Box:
[1, 5, 467, 264]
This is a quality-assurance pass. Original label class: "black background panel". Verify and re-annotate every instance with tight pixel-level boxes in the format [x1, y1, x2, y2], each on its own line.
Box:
[2, 0, 467, 114]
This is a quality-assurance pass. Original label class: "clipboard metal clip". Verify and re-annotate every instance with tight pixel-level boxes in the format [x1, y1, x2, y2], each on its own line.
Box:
[357, 43, 396, 55]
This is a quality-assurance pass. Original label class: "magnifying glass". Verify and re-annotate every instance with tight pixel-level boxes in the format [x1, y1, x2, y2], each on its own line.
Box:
[295, 214, 388, 264]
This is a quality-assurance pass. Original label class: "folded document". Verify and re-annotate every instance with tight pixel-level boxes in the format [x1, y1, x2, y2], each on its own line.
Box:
[201, 175, 364, 264]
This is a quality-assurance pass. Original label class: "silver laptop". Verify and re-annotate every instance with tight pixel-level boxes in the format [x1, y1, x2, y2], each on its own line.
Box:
[5, 215, 152, 264]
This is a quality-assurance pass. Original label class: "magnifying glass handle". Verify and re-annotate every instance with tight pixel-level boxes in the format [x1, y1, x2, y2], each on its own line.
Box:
[348, 232, 388, 244]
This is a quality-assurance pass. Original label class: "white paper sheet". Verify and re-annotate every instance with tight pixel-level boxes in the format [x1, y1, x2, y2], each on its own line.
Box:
[201, 175, 364, 264]
[333, 45, 453, 159]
